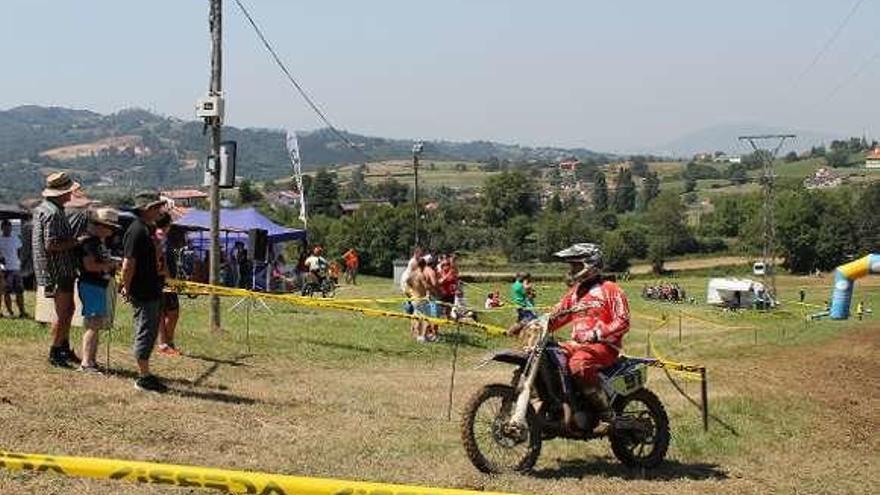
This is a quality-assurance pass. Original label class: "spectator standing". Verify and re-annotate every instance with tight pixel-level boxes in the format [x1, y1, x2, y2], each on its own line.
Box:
[328, 260, 341, 286]
[33, 172, 82, 367]
[0, 220, 27, 318]
[155, 213, 182, 357]
[230, 241, 245, 288]
[18, 219, 34, 290]
[121, 191, 168, 393]
[76, 208, 120, 373]
[438, 257, 459, 318]
[342, 248, 359, 285]
[511, 272, 536, 323]
[405, 256, 430, 342]
[422, 255, 441, 342]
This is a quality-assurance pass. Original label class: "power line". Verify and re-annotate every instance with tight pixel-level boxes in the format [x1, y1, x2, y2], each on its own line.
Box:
[820, 47, 880, 104]
[792, 0, 866, 87]
[231, 0, 372, 162]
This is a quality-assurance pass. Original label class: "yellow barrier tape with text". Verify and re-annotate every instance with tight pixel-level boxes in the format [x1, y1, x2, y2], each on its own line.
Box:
[166, 280, 509, 336]
[644, 318, 705, 381]
[0, 450, 519, 495]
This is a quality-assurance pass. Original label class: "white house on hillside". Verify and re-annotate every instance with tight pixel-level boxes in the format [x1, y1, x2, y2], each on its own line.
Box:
[865, 147, 880, 169]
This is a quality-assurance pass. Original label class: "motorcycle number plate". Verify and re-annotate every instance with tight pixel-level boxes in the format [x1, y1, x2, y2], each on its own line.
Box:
[610, 365, 647, 396]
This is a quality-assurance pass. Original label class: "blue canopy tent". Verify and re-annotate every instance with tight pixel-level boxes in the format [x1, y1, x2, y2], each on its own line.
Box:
[176, 207, 306, 290]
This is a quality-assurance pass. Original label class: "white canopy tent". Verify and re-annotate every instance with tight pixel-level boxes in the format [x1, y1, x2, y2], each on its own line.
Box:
[706, 277, 775, 309]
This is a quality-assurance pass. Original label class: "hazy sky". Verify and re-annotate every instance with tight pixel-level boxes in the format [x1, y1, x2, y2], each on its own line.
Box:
[2, 0, 878, 152]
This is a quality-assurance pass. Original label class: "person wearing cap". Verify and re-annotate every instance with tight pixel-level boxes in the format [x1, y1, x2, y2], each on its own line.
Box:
[121, 191, 168, 393]
[76, 208, 120, 373]
[32, 172, 82, 367]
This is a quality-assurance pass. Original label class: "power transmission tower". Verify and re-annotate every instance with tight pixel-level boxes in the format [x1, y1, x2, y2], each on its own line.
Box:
[737, 134, 796, 300]
[412, 141, 423, 249]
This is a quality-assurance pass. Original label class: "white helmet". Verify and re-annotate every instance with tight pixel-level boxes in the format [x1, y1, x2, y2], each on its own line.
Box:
[553, 243, 603, 283]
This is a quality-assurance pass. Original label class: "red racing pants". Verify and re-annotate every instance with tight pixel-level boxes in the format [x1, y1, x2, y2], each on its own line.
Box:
[560, 342, 618, 386]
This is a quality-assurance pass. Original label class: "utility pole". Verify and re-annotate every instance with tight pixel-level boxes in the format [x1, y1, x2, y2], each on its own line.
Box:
[738, 134, 795, 300]
[208, 0, 223, 331]
[412, 141, 424, 249]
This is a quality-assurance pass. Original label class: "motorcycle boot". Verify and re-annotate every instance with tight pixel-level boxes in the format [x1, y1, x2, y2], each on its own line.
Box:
[579, 383, 614, 436]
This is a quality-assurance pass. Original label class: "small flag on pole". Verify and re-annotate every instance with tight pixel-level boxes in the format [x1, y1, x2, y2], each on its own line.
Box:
[285, 130, 307, 227]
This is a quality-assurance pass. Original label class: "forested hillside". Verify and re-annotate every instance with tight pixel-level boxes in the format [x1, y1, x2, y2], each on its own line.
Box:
[0, 105, 605, 201]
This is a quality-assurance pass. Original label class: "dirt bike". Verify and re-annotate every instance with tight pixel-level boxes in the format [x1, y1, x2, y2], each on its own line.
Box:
[300, 274, 336, 298]
[460, 312, 670, 474]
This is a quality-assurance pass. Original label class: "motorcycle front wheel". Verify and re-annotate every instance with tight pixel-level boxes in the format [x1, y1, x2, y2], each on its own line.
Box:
[460, 384, 542, 474]
[609, 388, 670, 468]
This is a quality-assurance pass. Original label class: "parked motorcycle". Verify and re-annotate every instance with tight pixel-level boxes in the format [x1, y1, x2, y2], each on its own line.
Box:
[461, 313, 670, 473]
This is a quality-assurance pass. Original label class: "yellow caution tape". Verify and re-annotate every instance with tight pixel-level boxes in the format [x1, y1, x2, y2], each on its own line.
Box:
[644, 320, 705, 381]
[0, 450, 518, 495]
[167, 280, 509, 336]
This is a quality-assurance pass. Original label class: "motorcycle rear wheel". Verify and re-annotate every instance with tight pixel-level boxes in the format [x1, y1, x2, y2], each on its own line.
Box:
[461, 384, 542, 474]
[609, 388, 670, 468]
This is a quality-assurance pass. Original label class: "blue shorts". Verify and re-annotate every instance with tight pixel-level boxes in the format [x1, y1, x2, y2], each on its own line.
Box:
[428, 299, 442, 318]
[413, 300, 430, 317]
[517, 308, 537, 323]
[403, 300, 414, 315]
[78, 281, 108, 318]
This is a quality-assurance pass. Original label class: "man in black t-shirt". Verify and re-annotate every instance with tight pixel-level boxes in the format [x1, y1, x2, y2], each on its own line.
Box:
[121, 191, 167, 393]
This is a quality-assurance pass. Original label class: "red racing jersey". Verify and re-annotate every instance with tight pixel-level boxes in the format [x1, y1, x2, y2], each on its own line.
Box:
[549, 280, 631, 348]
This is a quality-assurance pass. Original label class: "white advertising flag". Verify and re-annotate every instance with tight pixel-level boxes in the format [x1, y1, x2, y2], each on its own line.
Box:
[285, 130, 307, 227]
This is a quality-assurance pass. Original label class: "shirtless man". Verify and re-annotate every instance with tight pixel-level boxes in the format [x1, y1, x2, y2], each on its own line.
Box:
[405, 257, 430, 342]
[422, 255, 441, 342]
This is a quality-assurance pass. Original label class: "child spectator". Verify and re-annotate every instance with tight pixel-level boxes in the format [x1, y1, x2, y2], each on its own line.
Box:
[155, 213, 181, 357]
[76, 208, 120, 373]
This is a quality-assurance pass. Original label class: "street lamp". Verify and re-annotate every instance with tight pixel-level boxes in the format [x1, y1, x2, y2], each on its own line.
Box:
[412, 141, 424, 248]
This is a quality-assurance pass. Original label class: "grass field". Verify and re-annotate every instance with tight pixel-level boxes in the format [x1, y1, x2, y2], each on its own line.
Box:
[0, 272, 877, 495]
[336, 161, 495, 190]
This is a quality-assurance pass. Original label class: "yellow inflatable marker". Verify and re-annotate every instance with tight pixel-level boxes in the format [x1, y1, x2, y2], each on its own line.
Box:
[0, 450, 519, 495]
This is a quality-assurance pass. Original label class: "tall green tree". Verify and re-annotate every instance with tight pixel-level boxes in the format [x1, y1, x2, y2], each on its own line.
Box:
[549, 193, 564, 213]
[682, 173, 697, 194]
[238, 179, 262, 204]
[644, 191, 691, 273]
[639, 171, 660, 210]
[629, 156, 649, 177]
[857, 182, 880, 252]
[309, 168, 340, 217]
[775, 190, 819, 273]
[482, 171, 539, 225]
[613, 168, 636, 213]
[727, 162, 748, 185]
[592, 173, 609, 212]
[374, 178, 409, 206]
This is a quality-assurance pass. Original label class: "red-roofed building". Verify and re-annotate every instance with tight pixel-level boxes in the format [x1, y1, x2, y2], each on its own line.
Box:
[865, 147, 880, 169]
[160, 189, 208, 208]
[559, 159, 581, 171]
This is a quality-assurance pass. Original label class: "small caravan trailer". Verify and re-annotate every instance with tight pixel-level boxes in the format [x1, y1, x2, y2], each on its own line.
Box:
[706, 277, 775, 309]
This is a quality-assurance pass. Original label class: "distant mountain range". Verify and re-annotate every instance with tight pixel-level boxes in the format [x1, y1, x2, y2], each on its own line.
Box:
[646, 123, 843, 157]
[0, 105, 606, 201]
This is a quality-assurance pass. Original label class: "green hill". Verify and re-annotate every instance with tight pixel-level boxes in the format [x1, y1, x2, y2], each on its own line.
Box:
[0, 105, 606, 202]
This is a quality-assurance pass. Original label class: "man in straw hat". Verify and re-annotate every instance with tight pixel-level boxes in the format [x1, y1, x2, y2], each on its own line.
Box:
[32, 172, 82, 367]
[121, 191, 168, 393]
[76, 208, 120, 373]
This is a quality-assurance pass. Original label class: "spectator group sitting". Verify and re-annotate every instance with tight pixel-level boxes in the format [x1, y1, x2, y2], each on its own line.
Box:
[642, 282, 687, 303]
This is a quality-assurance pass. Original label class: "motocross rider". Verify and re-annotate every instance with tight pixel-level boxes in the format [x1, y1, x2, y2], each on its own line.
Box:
[548, 242, 630, 433]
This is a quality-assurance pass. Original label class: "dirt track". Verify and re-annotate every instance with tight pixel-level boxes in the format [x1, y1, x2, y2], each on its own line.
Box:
[0, 325, 877, 495]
